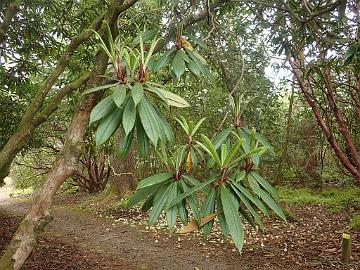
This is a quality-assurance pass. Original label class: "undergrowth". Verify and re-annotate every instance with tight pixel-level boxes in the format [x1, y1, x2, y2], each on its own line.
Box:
[278, 186, 360, 211]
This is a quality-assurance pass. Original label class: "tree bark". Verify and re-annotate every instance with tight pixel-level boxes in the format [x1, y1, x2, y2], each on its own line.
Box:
[0, 1, 20, 44]
[0, 1, 138, 268]
[108, 148, 136, 197]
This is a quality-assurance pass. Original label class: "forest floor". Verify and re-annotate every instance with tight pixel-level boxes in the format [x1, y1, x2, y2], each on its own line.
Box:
[0, 183, 359, 270]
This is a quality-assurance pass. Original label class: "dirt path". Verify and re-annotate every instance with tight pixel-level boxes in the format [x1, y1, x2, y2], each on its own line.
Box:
[0, 187, 359, 270]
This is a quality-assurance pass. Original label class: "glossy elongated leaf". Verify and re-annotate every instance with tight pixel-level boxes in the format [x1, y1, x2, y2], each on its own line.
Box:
[250, 171, 277, 197]
[177, 50, 190, 62]
[127, 183, 160, 208]
[172, 51, 186, 79]
[234, 170, 246, 182]
[132, 29, 159, 47]
[166, 183, 178, 229]
[186, 59, 201, 76]
[154, 48, 175, 71]
[149, 184, 172, 224]
[137, 172, 173, 189]
[213, 127, 233, 150]
[167, 176, 216, 209]
[95, 108, 122, 145]
[137, 120, 150, 158]
[191, 117, 206, 136]
[138, 97, 161, 146]
[154, 88, 190, 108]
[217, 193, 229, 238]
[221, 185, 244, 251]
[175, 116, 189, 134]
[131, 84, 144, 106]
[224, 139, 243, 165]
[112, 85, 127, 107]
[119, 128, 134, 159]
[201, 188, 216, 240]
[230, 182, 264, 228]
[180, 181, 201, 223]
[142, 192, 156, 212]
[197, 135, 221, 166]
[83, 82, 119, 95]
[177, 183, 189, 225]
[155, 109, 175, 143]
[122, 99, 136, 136]
[247, 173, 262, 196]
[220, 144, 228, 166]
[258, 189, 286, 222]
[231, 181, 269, 217]
[90, 96, 117, 124]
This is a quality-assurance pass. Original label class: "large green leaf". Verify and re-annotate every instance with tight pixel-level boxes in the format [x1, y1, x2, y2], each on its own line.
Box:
[166, 182, 178, 229]
[112, 85, 127, 108]
[231, 181, 269, 217]
[258, 189, 286, 222]
[197, 135, 221, 166]
[119, 128, 134, 159]
[90, 96, 117, 124]
[147, 86, 190, 108]
[138, 97, 161, 146]
[95, 108, 122, 145]
[132, 29, 159, 47]
[122, 99, 136, 136]
[216, 192, 229, 238]
[83, 82, 119, 95]
[137, 172, 173, 189]
[221, 185, 244, 251]
[177, 182, 189, 225]
[167, 176, 216, 209]
[131, 83, 144, 106]
[136, 120, 150, 158]
[127, 184, 160, 208]
[172, 51, 186, 79]
[180, 181, 201, 223]
[149, 184, 172, 225]
[154, 48, 176, 71]
[250, 171, 277, 197]
[213, 127, 233, 150]
[230, 182, 264, 228]
[201, 188, 216, 240]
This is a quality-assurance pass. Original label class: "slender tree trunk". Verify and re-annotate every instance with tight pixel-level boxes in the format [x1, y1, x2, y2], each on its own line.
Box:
[289, 57, 360, 185]
[0, 1, 138, 267]
[0, 0, 20, 44]
[274, 81, 295, 185]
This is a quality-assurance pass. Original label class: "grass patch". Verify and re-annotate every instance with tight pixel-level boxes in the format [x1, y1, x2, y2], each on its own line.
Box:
[349, 214, 360, 229]
[278, 186, 360, 211]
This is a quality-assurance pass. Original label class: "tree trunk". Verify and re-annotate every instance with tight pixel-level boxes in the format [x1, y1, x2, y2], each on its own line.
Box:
[0, 0, 137, 266]
[108, 148, 136, 197]
[0, 1, 20, 44]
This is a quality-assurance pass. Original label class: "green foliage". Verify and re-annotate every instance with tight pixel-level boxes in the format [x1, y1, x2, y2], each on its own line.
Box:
[129, 116, 285, 252]
[85, 27, 192, 155]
